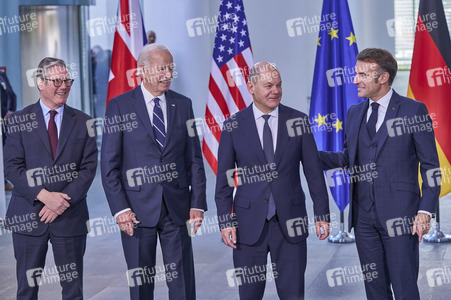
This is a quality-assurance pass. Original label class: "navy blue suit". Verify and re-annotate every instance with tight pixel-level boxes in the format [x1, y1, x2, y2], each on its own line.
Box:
[319, 91, 441, 299]
[4, 101, 98, 300]
[215, 103, 329, 299]
[101, 86, 207, 300]
[0, 71, 16, 118]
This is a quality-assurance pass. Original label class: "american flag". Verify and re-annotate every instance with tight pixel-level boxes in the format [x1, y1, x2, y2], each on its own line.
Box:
[106, 0, 146, 105]
[202, 0, 254, 174]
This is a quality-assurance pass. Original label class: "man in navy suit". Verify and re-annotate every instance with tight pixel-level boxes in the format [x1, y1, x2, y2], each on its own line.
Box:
[0, 69, 17, 189]
[0, 70, 17, 120]
[4, 57, 98, 299]
[319, 48, 441, 299]
[101, 44, 207, 300]
[215, 62, 330, 299]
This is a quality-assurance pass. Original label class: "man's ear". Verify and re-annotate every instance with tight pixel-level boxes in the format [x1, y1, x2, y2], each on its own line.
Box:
[37, 77, 44, 91]
[139, 64, 148, 76]
[247, 80, 254, 95]
[379, 72, 390, 85]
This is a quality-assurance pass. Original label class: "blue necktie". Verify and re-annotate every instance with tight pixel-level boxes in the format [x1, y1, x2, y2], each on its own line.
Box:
[152, 98, 166, 151]
[367, 102, 379, 139]
[262, 115, 276, 220]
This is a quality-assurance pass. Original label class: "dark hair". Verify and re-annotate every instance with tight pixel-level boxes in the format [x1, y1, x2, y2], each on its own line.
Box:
[356, 48, 398, 86]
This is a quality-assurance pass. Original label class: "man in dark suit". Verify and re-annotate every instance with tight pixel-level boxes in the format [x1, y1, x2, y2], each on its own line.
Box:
[101, 44, 207, 300]
[215, 62, 330, 299]
[4, 57, 98, 300]
[319, 48, 441, 299]
[0, 69, 17, 190]
[0, 70, 17, 119]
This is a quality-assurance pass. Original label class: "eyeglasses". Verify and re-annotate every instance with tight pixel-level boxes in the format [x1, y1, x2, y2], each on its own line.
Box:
[44, 78, 74, 87]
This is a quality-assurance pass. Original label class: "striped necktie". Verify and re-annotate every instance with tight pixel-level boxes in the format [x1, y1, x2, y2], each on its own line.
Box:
[152, 98, 166, 151]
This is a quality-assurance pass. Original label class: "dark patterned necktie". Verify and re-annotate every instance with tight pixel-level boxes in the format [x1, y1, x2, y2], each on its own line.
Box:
[262, 115, 276, 220]
[367, 102, 379, 139]
[152, 98, 166, 151]
[48, 110, 58, 159]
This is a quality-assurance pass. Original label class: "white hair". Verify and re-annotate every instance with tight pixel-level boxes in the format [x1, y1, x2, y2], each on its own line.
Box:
[137, 44, 171, 75]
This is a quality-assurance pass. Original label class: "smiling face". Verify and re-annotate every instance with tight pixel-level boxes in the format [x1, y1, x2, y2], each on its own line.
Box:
[141, 50, 174, 97]
[353, 60, 390, 101]
[37, 65, 71, 109]
[247, 64, 282, 113]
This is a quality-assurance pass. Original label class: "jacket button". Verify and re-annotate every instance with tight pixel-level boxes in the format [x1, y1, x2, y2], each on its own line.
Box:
[264, 198, 268, 203]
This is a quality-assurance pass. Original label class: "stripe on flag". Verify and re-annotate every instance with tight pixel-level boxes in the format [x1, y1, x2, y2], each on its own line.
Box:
[202, 0, 253, 174]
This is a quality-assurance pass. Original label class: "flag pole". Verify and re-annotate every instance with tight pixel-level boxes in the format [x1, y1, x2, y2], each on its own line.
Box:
[424, 203, 451, 243]
[328, 211, 354, 243]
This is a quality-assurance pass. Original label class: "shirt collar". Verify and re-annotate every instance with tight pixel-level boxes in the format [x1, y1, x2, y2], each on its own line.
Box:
[39, 99, 64, 116]
[252, 103, 279, 120]
[369, 88, 392, 109]
[141, 83, 167, 105]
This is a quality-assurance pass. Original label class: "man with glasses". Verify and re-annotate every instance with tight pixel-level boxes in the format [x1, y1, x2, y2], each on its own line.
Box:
[318, 48, 440, 299]
[4, 57, 97, 299]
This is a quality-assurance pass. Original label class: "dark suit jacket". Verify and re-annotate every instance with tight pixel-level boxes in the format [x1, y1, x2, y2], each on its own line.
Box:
[101, 87, 207, 227]
[0, 71, 17, 118]
[4, 101, 98, 236]
[215, 103, 330, 245]
[319, 91, 441, 231]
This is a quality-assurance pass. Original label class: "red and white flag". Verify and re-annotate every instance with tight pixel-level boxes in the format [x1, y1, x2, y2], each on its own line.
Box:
[202, 0, 253, 174]
[106, 0, 146, 105]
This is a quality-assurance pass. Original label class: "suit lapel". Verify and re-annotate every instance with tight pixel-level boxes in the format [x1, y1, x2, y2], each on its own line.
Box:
[162, 93, 176, 153]
[33, 102, 53, 159]
[54, 105, 76, 161]
[131, 87, 158, 147]
[375, 91, 400, 158]
[348, 101, 368, 165]
[240, 104, 266, 164]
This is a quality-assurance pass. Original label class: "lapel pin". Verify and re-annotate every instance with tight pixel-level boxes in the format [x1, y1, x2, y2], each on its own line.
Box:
[392, 107, 395, 110]
[171, 104, 175, 107]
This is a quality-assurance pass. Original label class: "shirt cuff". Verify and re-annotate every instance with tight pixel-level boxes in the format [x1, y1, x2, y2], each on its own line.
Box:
[417, 210, 432, 217]
[114, 208, 131, 219]
[190, 208, 204, 212]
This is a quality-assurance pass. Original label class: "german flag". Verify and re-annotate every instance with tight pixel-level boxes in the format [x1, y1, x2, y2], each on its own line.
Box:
[408, 0, 451, 197]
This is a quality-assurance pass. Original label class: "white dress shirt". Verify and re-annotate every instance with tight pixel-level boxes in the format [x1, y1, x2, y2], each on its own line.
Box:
[366, 88, 392, 133]
[141, 83, 167, 131]
[40, 99, 64, 137]
[252, 103, 278, 153]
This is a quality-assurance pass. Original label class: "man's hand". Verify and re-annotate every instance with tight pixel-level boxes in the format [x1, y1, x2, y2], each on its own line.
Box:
[39, 205, 59, 223]
[116, 210, 140, 236]
[37, 189, 70, 215]
[412, 213, 431, 242]
[4, 110, 13, 121]
[221, 226, 237, 248]
[188, 209, 204, 236]
[315, 221, 330, 240]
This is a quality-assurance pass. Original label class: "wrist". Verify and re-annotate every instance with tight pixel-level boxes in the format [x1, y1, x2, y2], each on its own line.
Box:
[36, 189, 48, 202]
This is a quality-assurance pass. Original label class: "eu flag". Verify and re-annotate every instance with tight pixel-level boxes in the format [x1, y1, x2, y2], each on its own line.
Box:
[309, 0, 363, 212]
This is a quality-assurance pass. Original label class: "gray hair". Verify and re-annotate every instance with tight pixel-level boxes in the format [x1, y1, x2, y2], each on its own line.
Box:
[137, 44, 171, 74]
[248, 62, 279, 83]
[35, 57, 67, 80]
